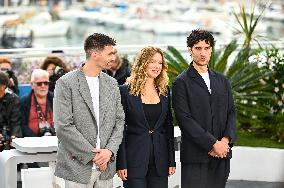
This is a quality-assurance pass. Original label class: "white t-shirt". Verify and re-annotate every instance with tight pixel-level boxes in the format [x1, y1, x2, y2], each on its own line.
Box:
[86, 76, 100, 169]
[199, 71, 211, 94]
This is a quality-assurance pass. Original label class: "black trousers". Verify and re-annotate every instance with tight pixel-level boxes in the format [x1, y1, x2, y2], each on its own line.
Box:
[123, 165, 168, 188]
[181, 159, 230, 188]
[123, 137, 168, 188]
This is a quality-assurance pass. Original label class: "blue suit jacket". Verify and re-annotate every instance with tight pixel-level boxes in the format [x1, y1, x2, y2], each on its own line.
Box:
[172, 64, 236, 164]
[116, 85, 176, 178]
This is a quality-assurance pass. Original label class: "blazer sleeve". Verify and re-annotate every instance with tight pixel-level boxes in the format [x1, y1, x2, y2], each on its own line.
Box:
[172, 78, 217, 152]
[223, 79, 237, 145]
[104, 84, 125, 159]
[53, 78, 95, 165]
[116, 85, 128, 170]
[166, 88, 176, 167]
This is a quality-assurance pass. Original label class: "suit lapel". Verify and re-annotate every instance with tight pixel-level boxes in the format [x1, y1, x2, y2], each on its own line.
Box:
[208, 69, 219, 137]
[209, 69, 217, 95]
[188, 64, 210, 94]
[99, 73, 108, 127]
[77, 69, 97, 124]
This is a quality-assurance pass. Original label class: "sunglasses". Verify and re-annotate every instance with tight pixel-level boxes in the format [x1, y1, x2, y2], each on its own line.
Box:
[34, 81, 49, 86]
[0, 68, 10, 72]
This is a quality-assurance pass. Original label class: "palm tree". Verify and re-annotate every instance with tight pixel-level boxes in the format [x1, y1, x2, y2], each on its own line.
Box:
[164, 46, 188, 85]
[232, 2, 268, 49]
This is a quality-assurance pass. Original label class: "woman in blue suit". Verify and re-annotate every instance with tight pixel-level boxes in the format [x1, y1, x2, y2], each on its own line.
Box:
[116, 46, 176, 188]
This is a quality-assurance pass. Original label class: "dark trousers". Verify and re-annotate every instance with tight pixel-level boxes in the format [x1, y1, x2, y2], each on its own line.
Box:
[123, 165, 168, 188]
[181, 159, 230, 188]
[123, 137, 168, 188]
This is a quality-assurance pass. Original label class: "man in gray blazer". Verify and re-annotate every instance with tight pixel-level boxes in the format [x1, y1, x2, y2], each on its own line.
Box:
[53, 33, 125, 187]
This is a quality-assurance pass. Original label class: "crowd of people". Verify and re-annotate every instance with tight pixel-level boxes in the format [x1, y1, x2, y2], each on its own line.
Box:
[0, 30, 236, 188]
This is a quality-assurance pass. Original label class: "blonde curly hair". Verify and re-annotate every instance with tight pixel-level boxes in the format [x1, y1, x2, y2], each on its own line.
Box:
[126, 46, 168, 96]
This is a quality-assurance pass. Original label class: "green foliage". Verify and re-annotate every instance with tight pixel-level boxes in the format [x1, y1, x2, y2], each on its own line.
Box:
[164, 46, 188, 85]
[248, 48, 284, 142]
[232, 3, 267, 48]
[236, 129, 284, 149]
[209, 40, 238, 73]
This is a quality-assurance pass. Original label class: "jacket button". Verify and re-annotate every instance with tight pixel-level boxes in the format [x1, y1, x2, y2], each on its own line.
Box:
[149, 130, 154, 134]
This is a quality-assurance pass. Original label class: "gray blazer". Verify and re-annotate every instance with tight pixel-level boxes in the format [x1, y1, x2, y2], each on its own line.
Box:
[53, 67, 125, 184]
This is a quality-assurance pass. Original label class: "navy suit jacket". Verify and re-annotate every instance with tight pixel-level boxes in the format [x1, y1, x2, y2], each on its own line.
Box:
[117, 85, 176, 178]
[172, 64, 236, 164]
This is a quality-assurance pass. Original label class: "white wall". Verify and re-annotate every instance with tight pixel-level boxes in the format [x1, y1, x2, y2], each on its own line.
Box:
[229, 146, 284, 182]
[22, 146, 284, 188]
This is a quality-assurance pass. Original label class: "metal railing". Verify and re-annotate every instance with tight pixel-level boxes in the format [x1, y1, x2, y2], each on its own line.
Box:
[0, 41, 283, 58]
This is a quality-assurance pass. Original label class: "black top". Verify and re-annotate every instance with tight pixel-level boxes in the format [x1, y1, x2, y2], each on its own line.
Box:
[142, 102, 161, 130]
[0, 92, 22, 137]
[105, 58, 131, 85]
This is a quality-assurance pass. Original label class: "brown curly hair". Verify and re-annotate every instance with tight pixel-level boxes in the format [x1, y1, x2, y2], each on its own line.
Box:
[40, 56, 69, 72]
[126, 46, 168, 96]
[0, 57, 12, 65]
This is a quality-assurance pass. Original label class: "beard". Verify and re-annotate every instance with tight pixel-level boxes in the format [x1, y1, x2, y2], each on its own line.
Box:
[193, 60, 208, 66]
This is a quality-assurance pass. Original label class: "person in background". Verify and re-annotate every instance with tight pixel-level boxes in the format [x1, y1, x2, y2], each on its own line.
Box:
[49, 0, 61, 21]
[105, 49, 131, 85]
[116, 46, 176, 188]
[40, 56, 69, 92]
[53, 33, 125, 188]
[172, 29, 236, 188]
[0, 72, 22, 151]
[20, 69, 54, 137]
[0, 57, 19, 95]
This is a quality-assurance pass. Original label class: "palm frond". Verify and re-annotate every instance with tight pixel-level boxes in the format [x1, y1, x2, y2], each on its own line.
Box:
[215, 40, 238, 73]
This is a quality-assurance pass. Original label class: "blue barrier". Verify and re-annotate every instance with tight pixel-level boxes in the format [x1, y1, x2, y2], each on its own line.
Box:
[19, 84, 32, 98]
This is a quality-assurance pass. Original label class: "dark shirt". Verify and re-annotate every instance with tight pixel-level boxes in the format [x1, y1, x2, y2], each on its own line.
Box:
[142, 102, 161, 130]
[0, 92, 22, 137]
[106, 58, 131, 85]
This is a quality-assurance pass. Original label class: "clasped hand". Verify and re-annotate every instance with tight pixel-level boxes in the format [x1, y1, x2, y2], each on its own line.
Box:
[208, 137, 230, 159]
[92, 148, 112, 172]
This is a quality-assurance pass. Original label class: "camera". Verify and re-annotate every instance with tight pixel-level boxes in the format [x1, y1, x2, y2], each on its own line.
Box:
[6, 70, 14, 79]
[49, 66, 66, 83]
[54, 66, 66, 78]
[49, 66, 66, 92]
[39, 121, 55, 136]
[0, 126, 11, 152]
[0, 68, 14, 79]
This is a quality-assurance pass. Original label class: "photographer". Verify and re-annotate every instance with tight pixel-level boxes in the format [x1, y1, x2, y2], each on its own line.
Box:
[0, 57, 19, 95]
[20, 69, 55, 137]
[0, 72, 22, 151]
[40, 56, 69, 92]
